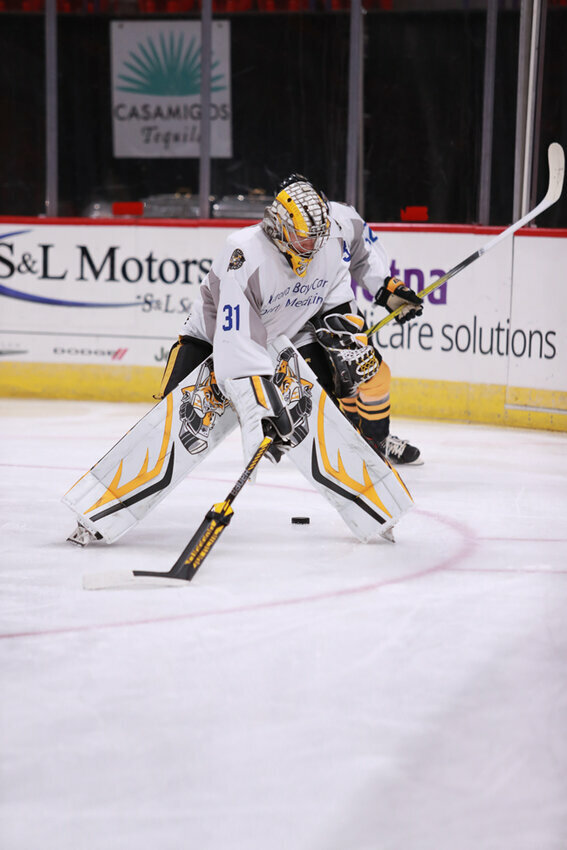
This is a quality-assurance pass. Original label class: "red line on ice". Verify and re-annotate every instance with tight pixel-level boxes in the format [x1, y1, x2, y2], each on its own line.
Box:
[0, 509, 478, 641]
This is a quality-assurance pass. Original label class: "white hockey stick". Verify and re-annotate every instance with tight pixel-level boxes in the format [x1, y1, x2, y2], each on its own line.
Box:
[367, 141, 565, 335]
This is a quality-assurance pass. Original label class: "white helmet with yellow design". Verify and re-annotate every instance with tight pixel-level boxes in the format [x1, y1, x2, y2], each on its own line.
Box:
[262, 174, 330, 276]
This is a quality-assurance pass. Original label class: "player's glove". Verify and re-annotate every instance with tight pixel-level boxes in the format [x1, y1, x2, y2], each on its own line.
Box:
[374, 276, 423, 324]
[313, 312, 380, 397]
[224, 374, 307, 466]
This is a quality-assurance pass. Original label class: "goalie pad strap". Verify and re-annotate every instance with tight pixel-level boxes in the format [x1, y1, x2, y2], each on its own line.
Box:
[155, 335, 213, 400]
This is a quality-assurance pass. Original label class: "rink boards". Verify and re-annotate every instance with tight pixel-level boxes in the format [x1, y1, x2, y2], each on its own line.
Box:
[0, 217, 566, 432]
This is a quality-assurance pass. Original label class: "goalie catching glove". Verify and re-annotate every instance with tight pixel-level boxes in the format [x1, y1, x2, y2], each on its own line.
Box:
[313, 312, 380, 397]
[375, 276, 423, 324]
[224, 374, 311, 466]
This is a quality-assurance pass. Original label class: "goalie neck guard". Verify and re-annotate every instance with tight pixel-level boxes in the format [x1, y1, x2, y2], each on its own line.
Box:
[262, 174, 330, 277]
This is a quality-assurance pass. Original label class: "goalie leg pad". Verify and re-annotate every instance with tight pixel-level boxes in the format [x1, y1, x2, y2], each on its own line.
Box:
[62, 356, 238, 544]
[268, 337, 413, 542]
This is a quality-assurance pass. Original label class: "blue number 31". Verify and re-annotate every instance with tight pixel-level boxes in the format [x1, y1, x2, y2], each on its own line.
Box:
[222, 304, 241, 331]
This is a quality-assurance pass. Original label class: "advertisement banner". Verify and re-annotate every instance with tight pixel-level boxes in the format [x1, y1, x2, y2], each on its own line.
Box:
[111, 21, 232, 159]
[0, 220, 565, 424]
[507, 235, 565, 393]
[351, 230, 565, 394]
[354, 232, 516, 387]
[0, 223, 227, 370]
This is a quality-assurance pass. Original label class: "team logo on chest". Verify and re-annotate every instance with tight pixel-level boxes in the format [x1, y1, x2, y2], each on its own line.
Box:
[228, 248, 245, 270]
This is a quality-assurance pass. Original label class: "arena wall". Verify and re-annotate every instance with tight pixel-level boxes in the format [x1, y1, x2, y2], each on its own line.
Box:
[1, 217, 565, 431]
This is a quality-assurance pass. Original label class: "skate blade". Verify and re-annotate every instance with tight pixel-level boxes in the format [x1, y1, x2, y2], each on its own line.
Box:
[380, 527, 396, 543]
[67, 524, 103, 547]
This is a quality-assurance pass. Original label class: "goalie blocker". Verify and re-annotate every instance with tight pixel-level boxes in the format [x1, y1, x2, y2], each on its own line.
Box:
[63, 335, 413, 548]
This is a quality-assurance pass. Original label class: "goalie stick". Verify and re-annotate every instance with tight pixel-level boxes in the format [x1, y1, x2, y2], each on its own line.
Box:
[82, 436, 273, 590]
[367, 141, 565, 335]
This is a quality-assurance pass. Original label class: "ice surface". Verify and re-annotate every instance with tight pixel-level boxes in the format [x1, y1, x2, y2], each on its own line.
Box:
[1, 399, 566, 850]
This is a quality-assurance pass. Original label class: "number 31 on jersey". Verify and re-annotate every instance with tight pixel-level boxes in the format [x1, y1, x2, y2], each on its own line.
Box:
[222, 304, 241, 331]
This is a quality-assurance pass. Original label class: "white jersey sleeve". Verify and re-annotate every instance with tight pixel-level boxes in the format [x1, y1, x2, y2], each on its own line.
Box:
[329, 200, 391, 299]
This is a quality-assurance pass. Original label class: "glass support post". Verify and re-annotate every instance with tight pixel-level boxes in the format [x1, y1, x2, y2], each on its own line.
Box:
[199, 0, 212, 219]
[45, 0, 58, 216]
[478, 0, 498, 224]
[346, 0, 363, 209]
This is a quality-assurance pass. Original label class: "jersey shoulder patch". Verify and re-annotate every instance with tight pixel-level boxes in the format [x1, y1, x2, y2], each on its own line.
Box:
[228, 248, 245, 271]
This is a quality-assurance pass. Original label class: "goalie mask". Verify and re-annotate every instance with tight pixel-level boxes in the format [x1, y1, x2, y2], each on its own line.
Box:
[262, 174, 330, 277]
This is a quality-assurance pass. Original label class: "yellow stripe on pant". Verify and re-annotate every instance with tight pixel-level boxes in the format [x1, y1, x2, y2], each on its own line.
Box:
[356, 360, 391, 425]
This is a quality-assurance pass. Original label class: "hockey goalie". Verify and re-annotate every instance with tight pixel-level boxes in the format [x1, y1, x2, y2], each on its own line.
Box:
[63, 175, 419, 552]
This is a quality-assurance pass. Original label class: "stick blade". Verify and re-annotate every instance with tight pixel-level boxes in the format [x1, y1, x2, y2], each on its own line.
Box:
[82, 570, 188, 590]
[81, 506, 234, 590]
[546, 142, 565, 205]
[168, 504, 234, 580]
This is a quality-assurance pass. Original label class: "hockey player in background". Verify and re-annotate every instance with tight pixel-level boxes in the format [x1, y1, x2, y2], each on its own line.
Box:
[155, 173, 424, 465]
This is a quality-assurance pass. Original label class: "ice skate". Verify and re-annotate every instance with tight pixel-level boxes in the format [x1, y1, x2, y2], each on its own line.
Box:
[378, 434, 422, 465]
[363, 432, 423, 466]
[66, 523, 103, 547]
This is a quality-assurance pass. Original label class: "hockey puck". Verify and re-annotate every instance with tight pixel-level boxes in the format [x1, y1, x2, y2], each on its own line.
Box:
[291, 516, 310, 525]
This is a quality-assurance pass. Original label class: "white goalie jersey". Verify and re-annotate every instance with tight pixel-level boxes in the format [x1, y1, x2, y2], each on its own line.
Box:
[327, 200, 391, 299]
[180, 218, 354, 392]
